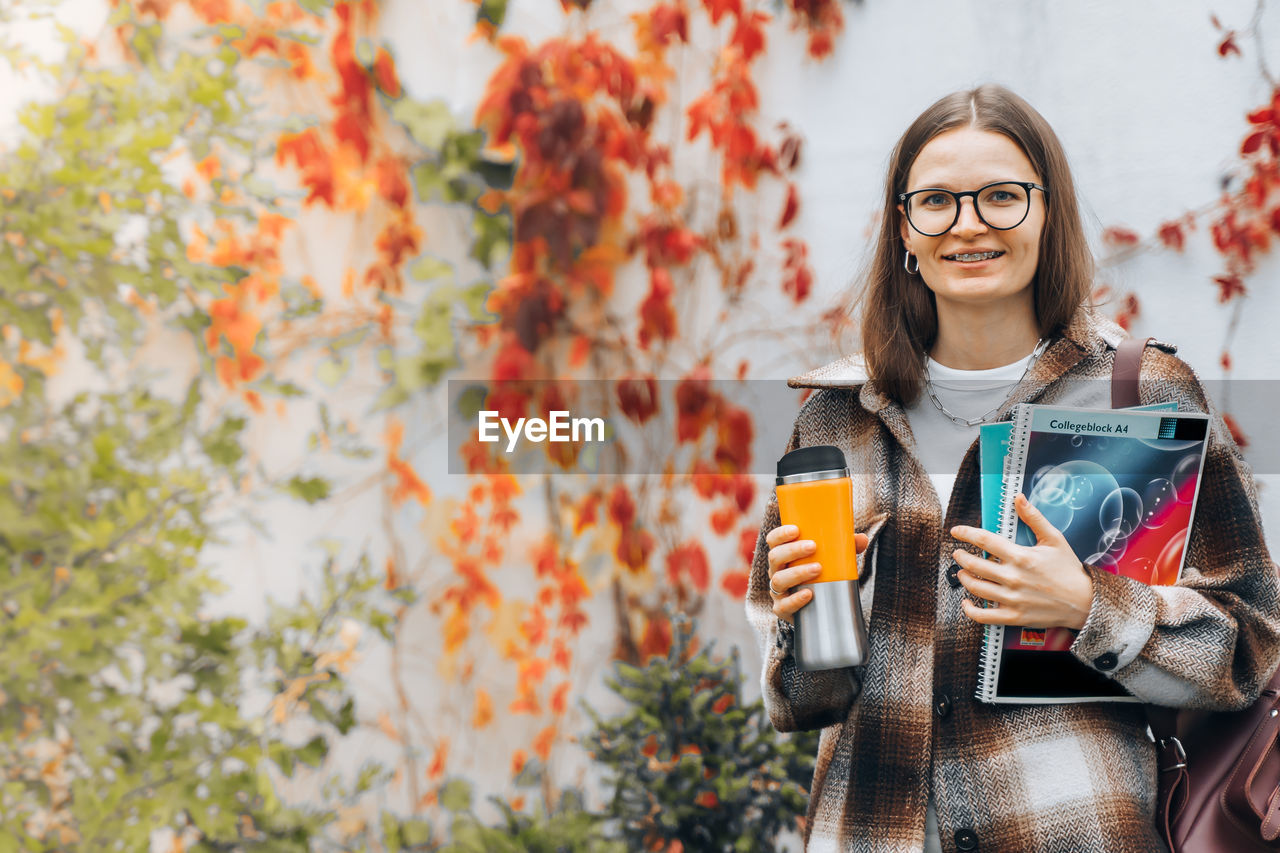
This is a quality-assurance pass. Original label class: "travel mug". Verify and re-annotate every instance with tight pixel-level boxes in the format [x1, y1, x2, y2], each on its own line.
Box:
[775, 445, 869, 671]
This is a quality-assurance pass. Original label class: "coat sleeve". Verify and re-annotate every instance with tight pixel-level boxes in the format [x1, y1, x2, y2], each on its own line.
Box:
[1068, 353, 1280, 711]
[745, 415, 862, 732]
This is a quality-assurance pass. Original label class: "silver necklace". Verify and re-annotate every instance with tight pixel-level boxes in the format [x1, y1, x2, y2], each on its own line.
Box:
[923, 338, 1050, 427]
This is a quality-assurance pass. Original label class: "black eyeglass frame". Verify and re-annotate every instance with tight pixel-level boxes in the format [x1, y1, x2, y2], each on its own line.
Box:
[896, 180, 1049, 237]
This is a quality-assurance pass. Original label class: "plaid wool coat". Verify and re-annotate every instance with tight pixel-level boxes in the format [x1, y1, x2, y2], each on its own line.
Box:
[746, 310, 1280, 853]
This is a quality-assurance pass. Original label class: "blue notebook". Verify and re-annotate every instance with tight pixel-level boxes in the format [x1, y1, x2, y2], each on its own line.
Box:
[975, 401, 1199, 704]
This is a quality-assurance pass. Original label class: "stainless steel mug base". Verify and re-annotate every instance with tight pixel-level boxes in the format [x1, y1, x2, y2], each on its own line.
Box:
[795, 579, 870, 671]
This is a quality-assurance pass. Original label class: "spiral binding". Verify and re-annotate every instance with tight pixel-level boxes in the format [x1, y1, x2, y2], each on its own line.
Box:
[974, 403, 1037, 703]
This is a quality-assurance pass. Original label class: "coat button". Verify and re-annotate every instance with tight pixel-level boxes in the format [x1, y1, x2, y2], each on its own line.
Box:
[946, 561, 962, 588]
[1094, 652, 1119, 671]
[954, 828, 979, 851]
[935, 693, 952, 718]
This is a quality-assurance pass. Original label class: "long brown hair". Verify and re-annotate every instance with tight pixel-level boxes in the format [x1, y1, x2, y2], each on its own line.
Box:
[856, 84, 1095, 405]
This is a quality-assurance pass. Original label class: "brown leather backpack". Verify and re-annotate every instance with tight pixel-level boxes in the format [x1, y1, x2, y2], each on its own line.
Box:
[1113, 335, 1280, 851]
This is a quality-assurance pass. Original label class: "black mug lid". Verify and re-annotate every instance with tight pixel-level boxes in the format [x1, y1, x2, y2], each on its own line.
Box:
[777, 445, 847, 478]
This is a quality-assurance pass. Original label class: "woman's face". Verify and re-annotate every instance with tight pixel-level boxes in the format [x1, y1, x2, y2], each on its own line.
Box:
[897, 127, 1046, 313]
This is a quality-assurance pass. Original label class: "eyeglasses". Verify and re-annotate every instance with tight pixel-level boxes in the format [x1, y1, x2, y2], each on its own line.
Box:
[897, 180, 1048, 237]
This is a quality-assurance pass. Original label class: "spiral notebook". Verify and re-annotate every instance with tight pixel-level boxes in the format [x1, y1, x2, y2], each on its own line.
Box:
[974, 403, 1209, 704]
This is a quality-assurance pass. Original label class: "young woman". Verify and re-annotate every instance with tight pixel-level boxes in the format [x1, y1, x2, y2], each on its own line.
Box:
[747, 84, 1280, 852]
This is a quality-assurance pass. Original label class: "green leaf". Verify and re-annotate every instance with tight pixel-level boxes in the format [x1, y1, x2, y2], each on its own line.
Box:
[476, 0, 508, 28]
[391, 99, 457, 151]
[439, 778, 473, 813]
[316, 354, 352, 387]
[296, 734, 328, 768]
[409, 255, 453, 283]
[285, 475, 331, 505]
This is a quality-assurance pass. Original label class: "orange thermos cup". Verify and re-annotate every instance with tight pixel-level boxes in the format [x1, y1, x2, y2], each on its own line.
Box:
[776, 445, 869, 671]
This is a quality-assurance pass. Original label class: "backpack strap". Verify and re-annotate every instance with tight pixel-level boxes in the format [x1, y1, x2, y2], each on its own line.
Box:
[1111, 336, 1151, 409]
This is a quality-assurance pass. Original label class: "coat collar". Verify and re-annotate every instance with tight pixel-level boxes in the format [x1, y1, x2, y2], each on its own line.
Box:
[786, 310, 1127, 447]
[787, 309, 1125, 392]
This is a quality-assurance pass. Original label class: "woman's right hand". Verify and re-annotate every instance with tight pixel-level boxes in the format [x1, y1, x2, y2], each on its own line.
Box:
[766, 525, 869, 625]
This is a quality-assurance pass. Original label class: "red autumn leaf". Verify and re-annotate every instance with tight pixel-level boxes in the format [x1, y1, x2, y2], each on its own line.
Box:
[711, 693, 733, 714]
[710, 506, 737, 536]
[276, 128, 336, 207]
[1101, 226, 1141, 247]
[1221, 351, 1233, 371]
[1247, 107, 1276, 125]
[1271, 207, 1280, 235]
[333, 109, 371, 163]
[552, 637, 572, 670]
[732, 475, 755, 512]
[373, 47, 401, 97]
[616, 527, 655, 571]
[694, 791, 719, 808]
[665, 541, 711, 592]
[1223, 412, 1249, 448]
[675, 368, 715, 442]
[645, 3, 688, 46]
[778, 183, 800, 229]
[714, 405, 754, 472]
[780, 133, 802, 170]
[1242, 130, 1267, 156]
[1218, 31, 1241, 57]
[550, 682, 570, 715]
[616, 375, 659, 424]
[374, 155, 409, 207]
[427, 739, 449, 779]
[738, 526, 759, 565]
[574, 491, 600, 533]
[720, 569, 750, 599]
[1115, 293, 1140, 332]
[703, 0, 742, 25]
[492, 339, 536, 382]
[640, 733, 658, 757]
[730, 11, 768, 62]
[1214, 274, 1247, 302]
[1157, 221, 1185, 251]
[781, 237, 813, 302]
[691, 459, 724, 500]
[607, 484, 636, 527]
[533, 725, 557, 761]
[638, 267, 678, 349]
[639, 614, 672, 658]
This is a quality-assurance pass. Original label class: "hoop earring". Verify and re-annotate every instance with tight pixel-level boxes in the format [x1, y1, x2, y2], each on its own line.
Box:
[903, 250, 919, 275]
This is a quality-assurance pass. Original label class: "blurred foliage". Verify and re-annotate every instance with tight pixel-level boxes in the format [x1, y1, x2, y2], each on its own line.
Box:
[583, 616, 818, 852]
[0, 3, 394, 850]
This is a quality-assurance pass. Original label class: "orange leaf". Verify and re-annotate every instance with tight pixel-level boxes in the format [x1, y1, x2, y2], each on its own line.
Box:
[568, 333, 591, 368]
[639, 614, 672, 658]
[511, 749, 528, 776]
[778, 183, 799, 229]
[665, 541, 710, 592]
[427, 738, 449, 779]
[533, 724, 556, 760]
[373, 47, 401, 97]
[720, 569, 749, 599]
[473, 689, 494, 728]
[550, 682, 570, 715]
[607, 484, 636, 527]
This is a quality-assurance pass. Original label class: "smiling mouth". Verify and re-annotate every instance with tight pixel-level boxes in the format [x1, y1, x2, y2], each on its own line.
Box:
[944, 251, 1004, 262]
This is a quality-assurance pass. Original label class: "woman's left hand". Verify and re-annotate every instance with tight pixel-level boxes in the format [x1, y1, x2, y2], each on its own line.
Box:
[949, 493, 1095, 630]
